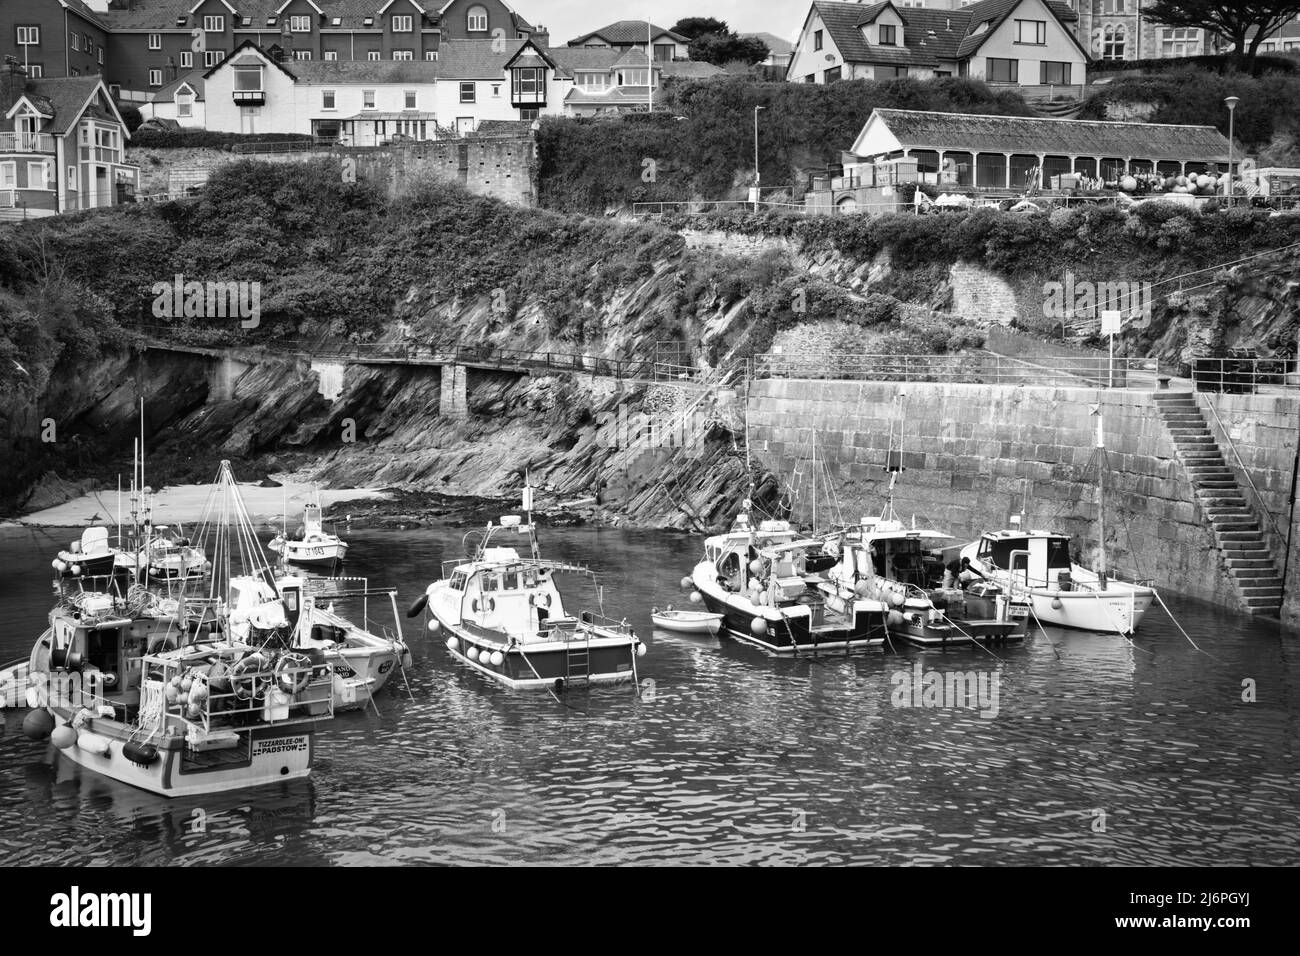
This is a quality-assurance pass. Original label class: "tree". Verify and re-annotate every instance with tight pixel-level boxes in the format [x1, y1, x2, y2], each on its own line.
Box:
[688, 32, 770, 67]
[1146, 0, 1300, 73]
[670, 17, 730, 40]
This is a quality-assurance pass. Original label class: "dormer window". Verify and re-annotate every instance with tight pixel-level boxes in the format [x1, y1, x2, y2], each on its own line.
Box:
[290, 16, 311, 33]
[232, 63, 266, 105]
[393, 15, 413, 33]
[467, 5, 488, 32]
[879, 24, 897, 46]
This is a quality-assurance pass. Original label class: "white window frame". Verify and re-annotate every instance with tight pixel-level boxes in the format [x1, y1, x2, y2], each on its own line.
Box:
[16, 26, 40, 46]
[98, 49, 104, 65]
[363, 90, 376, 109]
[148, 33, 161, 50]
[1014, 19, 1046, 45]
[0, 162, 16, 189]
[459, 81, 475, 103]
[148, 69, 163, 87]
[324, 50, 338, 60]
[67, 166, 77, 190]
[393, 50, 412, 60]
[322, 90, 336, 109]
[204, 50, 225, 67]
[203, 15, 225, 33]
[27, 161, 49, 188]
[467, 6, 488, 32]
[180, 51, 192, 68]
[70, 33, 81, 52]
[392, 15, 413, 33]
[293, 50, 312, 60]
[367, 51, 381, 61]
[290, 16, 311, 33]
[28, 65, 43, 78]
[177, 95, 193, 118]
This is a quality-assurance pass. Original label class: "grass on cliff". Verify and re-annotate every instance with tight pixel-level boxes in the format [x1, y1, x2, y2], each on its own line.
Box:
[537, 75, 1034, 214]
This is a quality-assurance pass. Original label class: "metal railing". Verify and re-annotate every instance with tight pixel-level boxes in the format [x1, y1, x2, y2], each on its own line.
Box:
[632, 200, 816, 217]
[231, 138, 332, 154]
[0, 131, 55, 153]
[753, 352, 1156, 387]
[1191, 356, 1297, 393]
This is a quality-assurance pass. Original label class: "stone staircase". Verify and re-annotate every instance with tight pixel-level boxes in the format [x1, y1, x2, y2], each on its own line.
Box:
[1152, 392, 1284, 616]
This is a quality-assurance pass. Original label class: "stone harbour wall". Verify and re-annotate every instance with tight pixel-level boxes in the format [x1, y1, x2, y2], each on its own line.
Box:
[747, 379, 1300, 619]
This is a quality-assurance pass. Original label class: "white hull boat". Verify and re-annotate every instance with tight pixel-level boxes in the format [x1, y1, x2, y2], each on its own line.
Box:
[651, 607, 723, 634]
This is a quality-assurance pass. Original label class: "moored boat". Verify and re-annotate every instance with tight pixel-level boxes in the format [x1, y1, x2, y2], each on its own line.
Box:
[651, 607, 723, 634]
[269, 502, 348, 568]
[411, 487, 645, 690]
[690, 509, 888, 655]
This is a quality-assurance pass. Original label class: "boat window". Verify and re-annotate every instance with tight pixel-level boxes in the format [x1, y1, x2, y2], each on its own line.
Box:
[1046, 538, 1071, 569]
[282, 591, 298, 612]
[483, 574, 502, 592]
[522, 568, 538, 588]
[450, 572, 467, 591]
[982, 537, 1028, 569]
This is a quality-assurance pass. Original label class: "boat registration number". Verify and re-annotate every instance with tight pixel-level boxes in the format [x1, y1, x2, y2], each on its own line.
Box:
[252, 735, 309, 757]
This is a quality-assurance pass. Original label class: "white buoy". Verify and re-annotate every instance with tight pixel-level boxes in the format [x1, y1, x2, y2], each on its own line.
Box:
[490, 651, 504, 667]
[427, 619, 442, 634]
[751, 618, 768, 635]
[50, 725, 77, 750]
[1051, 598, 1063, 610]
[679, 576, 692, 590]
[467, 647, 479, 662]
[70, 564, 82, 576]
[446, 636, 459, 652]
[689, 591, 702, 605]
[636, 643, 647, 657]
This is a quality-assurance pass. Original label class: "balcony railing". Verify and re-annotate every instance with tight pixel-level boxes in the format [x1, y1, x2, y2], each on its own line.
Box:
[232, 89, 266, 105]
[511, 90, 546, 107]
[0, 132, 55, 153]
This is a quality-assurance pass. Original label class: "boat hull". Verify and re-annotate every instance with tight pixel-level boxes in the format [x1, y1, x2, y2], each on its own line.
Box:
[1025, 587, 1154, 634]
[326, 642, 401, 710]
[277, 542, 348, 566]
[651, 613, 722, 634]
[434, 616, 640, 690]
[45, 708, 315, 798]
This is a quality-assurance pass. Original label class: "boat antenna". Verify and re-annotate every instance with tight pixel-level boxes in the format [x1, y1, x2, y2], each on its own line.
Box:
[523, 469, 540, 560]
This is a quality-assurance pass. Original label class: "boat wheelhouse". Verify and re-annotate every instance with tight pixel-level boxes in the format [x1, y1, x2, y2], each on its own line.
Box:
[418, 514, 644, 690]
[960, 528, 1154, 635]
[52, 527, 120, 579]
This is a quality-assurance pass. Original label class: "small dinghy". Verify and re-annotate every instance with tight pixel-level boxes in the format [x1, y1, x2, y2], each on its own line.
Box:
[651, 606, 722, 635]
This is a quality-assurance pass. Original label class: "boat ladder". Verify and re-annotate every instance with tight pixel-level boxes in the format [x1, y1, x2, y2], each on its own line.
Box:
[566, 633, 591, 681]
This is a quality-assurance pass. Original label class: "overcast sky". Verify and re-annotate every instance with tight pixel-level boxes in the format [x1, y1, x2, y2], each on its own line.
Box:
[531, 2, 804, 47]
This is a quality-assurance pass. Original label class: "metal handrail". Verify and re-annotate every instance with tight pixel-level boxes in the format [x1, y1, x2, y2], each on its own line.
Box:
[1191, 355, 1296, 393]
[753, 352, 1154, 387]
[1201, 395, 1287, 548]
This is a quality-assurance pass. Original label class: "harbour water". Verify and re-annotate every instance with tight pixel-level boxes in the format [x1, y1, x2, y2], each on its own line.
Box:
[1, 522, 1296, 866]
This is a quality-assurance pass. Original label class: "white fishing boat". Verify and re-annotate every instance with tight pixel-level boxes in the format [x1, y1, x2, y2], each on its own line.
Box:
[129, 523, 207, 580]
[410, 484, 645, 690]
[651, 606, 723, 634]
[15, 574, 333, 798]
[269, 502, 348, 568]
[959, 406, 1155, 636]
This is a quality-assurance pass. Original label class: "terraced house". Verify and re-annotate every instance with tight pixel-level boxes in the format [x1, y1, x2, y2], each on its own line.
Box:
[0, 72, 138, 219]
[786, 0, 1089, 90]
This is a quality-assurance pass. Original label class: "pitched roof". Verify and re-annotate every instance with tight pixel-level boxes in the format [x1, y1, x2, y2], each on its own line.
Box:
[285, 58, 442, 83]
[567, 20, 687, 46]
[563, 86, 656, 106]
[151, 69, 207, 102]
[808, 0, 1081, 68]
[63, 0, 110, 30]
[436, 38, 529, 78]
[868, 109, 1232, 161]
[1, 76, 122, 135]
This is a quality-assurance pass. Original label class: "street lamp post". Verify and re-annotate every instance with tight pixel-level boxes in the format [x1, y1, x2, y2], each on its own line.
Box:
[753, 105, 764, 212]
[1224, 95, 1239, 206]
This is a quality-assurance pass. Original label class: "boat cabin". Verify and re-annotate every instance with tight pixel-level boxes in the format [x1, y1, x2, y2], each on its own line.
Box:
[975, 531, 1072, 587]
[847, 519, 953, 589]
[436, 546, 584, 641]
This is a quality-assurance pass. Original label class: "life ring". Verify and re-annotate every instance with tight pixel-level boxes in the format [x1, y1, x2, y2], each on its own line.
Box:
[306, 534, 323, 544]
[530, 592, 551, 609]
[274, 652, 312, 695]
[230, 653, 272, 701]
[471, 597, 496, 614]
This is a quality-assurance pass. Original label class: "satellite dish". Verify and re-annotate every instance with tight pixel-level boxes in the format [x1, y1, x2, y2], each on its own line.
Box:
[824, 53, 836, 61]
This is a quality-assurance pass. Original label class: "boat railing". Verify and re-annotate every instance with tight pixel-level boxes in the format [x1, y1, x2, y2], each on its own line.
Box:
[141, 654, 333, 735]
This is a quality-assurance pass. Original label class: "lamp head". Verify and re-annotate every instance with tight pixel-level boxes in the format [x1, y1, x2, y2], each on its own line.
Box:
[1225, 95, 1240, 111]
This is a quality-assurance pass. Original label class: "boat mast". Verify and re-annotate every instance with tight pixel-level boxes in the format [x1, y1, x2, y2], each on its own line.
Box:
[1094, 404, 1108, 585]
[523, 471, 540, 561]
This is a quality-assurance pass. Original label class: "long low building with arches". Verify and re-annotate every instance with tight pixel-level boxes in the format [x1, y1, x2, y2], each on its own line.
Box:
[806, 108, 1237, 213]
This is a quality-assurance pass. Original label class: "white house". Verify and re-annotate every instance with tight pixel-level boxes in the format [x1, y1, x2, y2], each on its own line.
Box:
[142, 71, 207, 128]
[567, 20, 690, 61]
[786, 0, 1088, 88]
